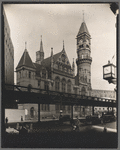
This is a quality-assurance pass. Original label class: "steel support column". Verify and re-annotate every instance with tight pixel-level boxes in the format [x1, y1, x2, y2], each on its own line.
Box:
[112, 107, 114, 112]
[92, 106, 94, 115]
[71, 105, 73, 119]
[38, 103, 40, 122]
[108, 107, 109, 112]
[80, 105, 81, 117]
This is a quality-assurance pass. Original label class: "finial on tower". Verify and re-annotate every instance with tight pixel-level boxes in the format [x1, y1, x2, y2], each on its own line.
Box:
[41, 35, 42, 41]
[51, 47, 53, 57]
[82, 10, 84, 22]
[63, 40, 65, 50]
[25, 41, 27, 50]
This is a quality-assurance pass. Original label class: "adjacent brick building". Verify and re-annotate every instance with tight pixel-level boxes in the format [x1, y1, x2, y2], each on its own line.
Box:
[3, 8, 14, 85]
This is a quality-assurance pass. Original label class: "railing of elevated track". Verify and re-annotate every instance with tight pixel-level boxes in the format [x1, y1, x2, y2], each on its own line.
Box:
[4, 84, 116, 106]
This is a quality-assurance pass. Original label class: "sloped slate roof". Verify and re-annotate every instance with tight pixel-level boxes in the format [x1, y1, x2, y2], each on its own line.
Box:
[34, 63, 43, 72]
[16, 49, 35, 69]
[77, 22, 90, 36]
[41, 51, 62, 69]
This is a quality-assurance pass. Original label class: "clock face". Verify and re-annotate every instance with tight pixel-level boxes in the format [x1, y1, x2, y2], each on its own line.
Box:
[104, 66, 111, 74]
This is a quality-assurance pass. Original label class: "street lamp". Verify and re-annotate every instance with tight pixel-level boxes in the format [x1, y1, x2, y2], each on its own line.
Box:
[103, 61, 116, 84]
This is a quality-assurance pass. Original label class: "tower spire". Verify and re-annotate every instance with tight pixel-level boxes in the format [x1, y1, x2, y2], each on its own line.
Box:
[40, 35, 44, 52]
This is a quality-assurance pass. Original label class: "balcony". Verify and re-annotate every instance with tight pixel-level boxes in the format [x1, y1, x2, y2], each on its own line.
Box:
[76, 56, 92, 65]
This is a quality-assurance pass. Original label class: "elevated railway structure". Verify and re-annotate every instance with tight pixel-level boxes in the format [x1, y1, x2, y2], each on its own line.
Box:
[3, 84, 117, 122]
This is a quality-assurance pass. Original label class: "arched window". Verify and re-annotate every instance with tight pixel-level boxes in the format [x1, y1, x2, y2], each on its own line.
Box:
[67, 80, 71, 93]
[25, 109, 28, 115]
[62, 78, 66, 92]
[81, 87, 86, 96]
[55, 77, 60, 91]
[42, 69, 46, 79]
[29, 71, 31, 78]
[44, 81, 49, 90]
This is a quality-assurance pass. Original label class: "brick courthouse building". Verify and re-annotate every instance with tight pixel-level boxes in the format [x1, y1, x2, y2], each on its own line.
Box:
[16, 21, 115, 121]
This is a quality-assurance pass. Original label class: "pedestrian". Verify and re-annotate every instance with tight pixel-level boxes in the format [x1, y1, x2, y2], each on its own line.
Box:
[21, 116, 23, 121]
[5, 117, 8, 124]
[5, 117, 8, 128]
[73, 116, 81, 131]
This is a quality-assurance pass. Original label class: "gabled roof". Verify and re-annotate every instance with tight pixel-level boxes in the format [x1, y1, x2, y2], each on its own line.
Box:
[16, 49, 35, 69]
[41, 51, 62, 69]
[77, 22, 90, 37]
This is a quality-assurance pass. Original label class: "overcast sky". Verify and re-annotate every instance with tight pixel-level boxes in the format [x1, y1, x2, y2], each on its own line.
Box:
[4, 3, 116, 91]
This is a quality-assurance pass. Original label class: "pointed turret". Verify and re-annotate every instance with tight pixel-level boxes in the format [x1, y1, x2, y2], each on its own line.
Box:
[77, 22, 90, 37]
[16, 42, 36, 86]
[16, 42, 35, 69]
[36, 35, 44, 64]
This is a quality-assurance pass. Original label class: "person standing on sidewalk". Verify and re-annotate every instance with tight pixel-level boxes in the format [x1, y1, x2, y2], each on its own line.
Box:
[21, 116, 23, 121]
[5, 117, 8, 128]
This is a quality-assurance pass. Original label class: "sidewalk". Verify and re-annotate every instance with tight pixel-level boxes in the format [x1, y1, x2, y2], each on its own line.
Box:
[7, 117, 86, 124]
[92, 125, 117, 133]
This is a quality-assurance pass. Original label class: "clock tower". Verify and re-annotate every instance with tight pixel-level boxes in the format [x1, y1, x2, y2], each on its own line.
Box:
[76, 21, 92, 96]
